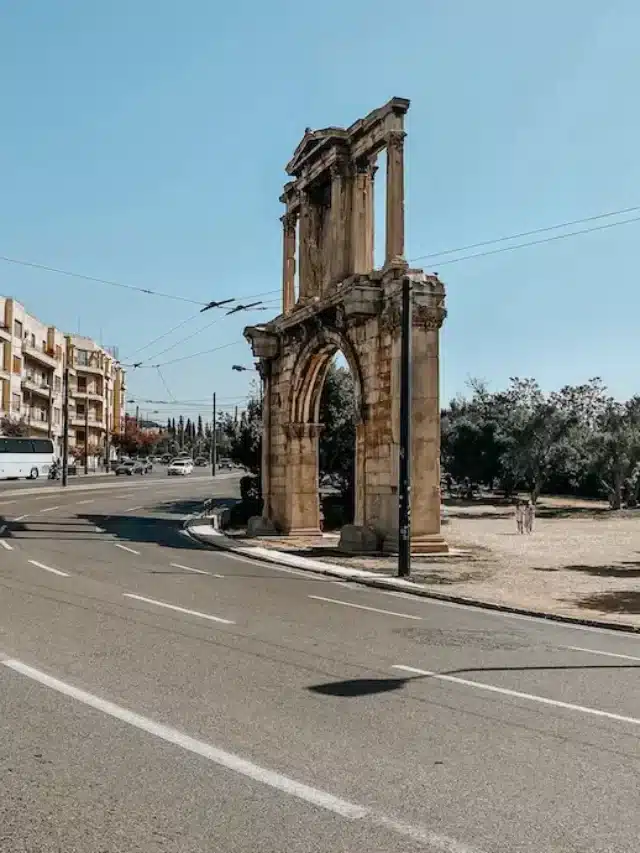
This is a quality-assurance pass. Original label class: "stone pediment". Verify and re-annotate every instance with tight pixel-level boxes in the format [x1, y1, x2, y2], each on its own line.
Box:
[286, 127, 348, 177]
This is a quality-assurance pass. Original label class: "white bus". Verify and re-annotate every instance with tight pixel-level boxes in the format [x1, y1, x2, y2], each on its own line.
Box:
[0, 437, 55, 480]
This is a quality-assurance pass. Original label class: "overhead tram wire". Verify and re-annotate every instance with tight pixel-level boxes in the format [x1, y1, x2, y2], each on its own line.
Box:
[415, 214, 640, 269]
[409, 203, 640, 265]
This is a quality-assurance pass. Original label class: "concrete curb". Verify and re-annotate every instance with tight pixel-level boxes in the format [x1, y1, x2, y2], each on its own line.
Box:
[185, 520, 640, 636]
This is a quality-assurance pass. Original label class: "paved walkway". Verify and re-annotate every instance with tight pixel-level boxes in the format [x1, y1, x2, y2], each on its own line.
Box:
[187, 496, 640, 631]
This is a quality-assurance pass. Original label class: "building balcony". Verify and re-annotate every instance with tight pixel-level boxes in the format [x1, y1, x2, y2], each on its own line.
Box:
[71, 388, 104, 402]
[71, 416, 105, 430]
[73, 361, 105, 377]
[0, 325, 11, 342]
[22, 376, 53, 399]
[22, 343, 58, 370]
[26, 414, 51, 433]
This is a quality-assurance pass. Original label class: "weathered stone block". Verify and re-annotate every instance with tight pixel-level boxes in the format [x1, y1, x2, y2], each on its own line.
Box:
[247, 516, 279, 537]
[339, 524, 381, 553]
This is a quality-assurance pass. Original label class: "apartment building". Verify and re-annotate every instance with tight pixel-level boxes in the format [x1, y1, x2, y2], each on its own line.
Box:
[66, 334, 126, 461]
[0, 297, 126, 462]
[0, 297, 65, 451]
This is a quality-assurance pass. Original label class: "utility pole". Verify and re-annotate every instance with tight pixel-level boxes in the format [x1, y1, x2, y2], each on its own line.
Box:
[47, 382, 53, 440]
[234, 405, 238, 425]
[135, 404, 140, 426]
[104, 375, 110, 471]
[62, 337, 70, 487]
[84, 401, 89, 475]
[398, 277, 412, 578]
[211, 392, 217, 476]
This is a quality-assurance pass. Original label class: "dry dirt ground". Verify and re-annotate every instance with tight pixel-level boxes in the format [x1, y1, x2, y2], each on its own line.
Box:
[235, 496, 640, 629]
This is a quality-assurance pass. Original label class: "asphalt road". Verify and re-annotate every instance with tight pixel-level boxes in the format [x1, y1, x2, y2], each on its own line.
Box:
[1, 473, 639, 852]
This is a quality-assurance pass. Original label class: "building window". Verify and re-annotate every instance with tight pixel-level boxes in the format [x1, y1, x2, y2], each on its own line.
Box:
[54, 408, 61, 424]
[76, 349, 88, 366]
[11, 393, 20, 412]
[76, 403, 85, 416]
[76, 430, 85, 444]
[77, 376, 87, 392]
[12, 355, 21, 374]
[30, 333, 35, 347]
[13, 320, 22, 338]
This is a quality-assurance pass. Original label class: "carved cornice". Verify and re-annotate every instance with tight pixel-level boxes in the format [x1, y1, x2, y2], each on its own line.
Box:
[412, 300, 447, 330]
[280, 211, 297, 231]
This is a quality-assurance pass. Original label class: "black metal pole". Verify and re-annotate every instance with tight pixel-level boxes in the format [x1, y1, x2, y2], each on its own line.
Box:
[211, 392, 217, 477]
[398, 277, 412, 577]
[61, 341, 70, 487]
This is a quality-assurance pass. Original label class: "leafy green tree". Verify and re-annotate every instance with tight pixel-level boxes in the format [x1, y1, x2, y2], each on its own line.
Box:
[318, 363, 356, 494]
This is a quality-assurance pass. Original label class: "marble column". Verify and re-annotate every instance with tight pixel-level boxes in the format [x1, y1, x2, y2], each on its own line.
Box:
[409, 301, 448, 552]
[281, 212, 297, 313]
[351, 160, 375, 274]
[327, 159, 350, 286]
[385, 131, 406, 267]
[297, 191, 312, 300]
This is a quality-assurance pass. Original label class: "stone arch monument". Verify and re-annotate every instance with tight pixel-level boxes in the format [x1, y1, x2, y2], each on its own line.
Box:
[245, 97, 447, 553]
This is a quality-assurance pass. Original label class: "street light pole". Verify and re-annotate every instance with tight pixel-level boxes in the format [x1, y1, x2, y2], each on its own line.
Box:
[398, 277, 412, 577]
[211, 392, 217, 477]
[61, 337, 70, 487]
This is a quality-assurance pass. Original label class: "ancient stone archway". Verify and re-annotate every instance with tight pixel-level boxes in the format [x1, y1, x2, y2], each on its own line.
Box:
[245, 98, 447, 552]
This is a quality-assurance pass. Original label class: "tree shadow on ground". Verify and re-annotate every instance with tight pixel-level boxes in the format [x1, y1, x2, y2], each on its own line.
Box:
[76, 513, 205, 551]
[569, 590, 640, 615]
[147, 497, 236, 517]
[533, 562, 640, 578]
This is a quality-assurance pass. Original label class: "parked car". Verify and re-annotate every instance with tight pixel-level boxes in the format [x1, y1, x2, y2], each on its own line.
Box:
[167, 459, 193, 476]
[115, 460, 145, 476]
[194, 457, 208, 467]
[218, 458, 232, 470]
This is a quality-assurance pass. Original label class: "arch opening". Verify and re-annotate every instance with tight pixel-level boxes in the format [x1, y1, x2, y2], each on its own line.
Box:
[285, 329, 364, 535]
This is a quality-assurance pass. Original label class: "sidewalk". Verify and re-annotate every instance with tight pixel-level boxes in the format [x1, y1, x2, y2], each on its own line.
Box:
[185, 516, 640, 634]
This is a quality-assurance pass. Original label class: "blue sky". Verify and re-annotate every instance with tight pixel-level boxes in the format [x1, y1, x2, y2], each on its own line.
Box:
[1, 0, 639, 424]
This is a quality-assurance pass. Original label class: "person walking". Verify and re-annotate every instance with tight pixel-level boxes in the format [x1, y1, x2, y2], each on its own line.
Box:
[514, 499, 524, 534]
[524, 500, 535, 534]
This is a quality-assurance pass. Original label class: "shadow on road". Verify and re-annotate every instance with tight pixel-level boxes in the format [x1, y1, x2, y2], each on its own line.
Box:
[76, 513, 204, 551]
[308, 677, 411, 697]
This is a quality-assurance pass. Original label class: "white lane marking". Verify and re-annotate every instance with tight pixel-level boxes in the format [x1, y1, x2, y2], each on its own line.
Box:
[27, 559, 69, 578]
[95, 527, 106, 533]
[169, 562, 223, 578]
[125, 505, 144, 512]
[0, 500, 18, 506]
[123, 593, 234, 624]
[392, 665, 640, 727]
[309, 595, 421, 621]
[0, 524, 6, 534]
[205, 546, 314, 578]
[0, 540, 13, 550]
[114, 543, 140, 555]
[565, 645, 640, 662]
[13, 514, 29, 521]
[2, 659, 483, 853]
[39, 505, 61, 513]
[76, 499, 95, 505]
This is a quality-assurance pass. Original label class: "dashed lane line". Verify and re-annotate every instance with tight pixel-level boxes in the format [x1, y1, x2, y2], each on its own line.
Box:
[123, 593, 234, 624]
[309, 595, 422, 621]
[27, 559, 69, 578]
[170, 562, 223, 578]
[114, 544, 140, 555]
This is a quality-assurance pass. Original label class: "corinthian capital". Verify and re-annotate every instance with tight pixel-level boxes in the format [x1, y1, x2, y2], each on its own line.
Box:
[386, 130, 406, 152]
